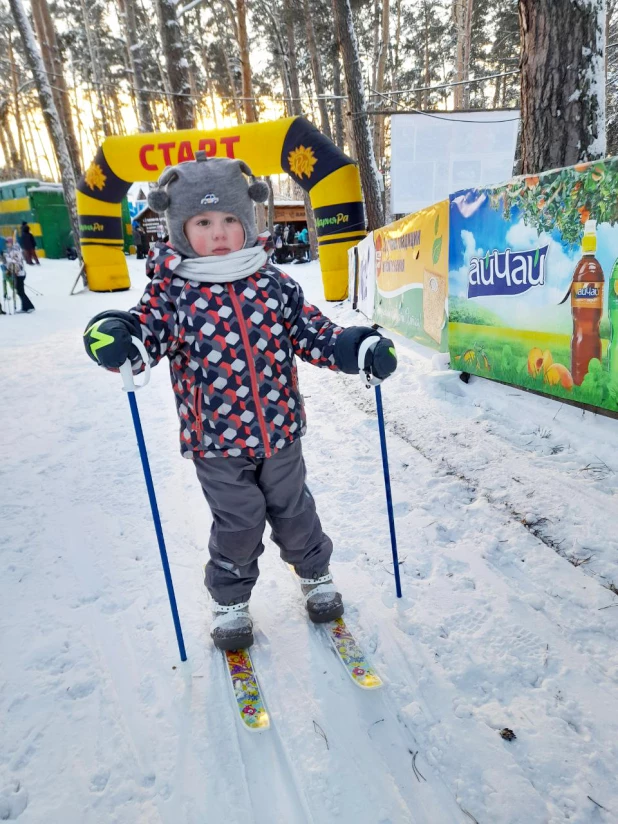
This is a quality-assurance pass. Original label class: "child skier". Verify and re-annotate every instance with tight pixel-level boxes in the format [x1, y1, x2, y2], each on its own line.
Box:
[83, 153, 396, 650]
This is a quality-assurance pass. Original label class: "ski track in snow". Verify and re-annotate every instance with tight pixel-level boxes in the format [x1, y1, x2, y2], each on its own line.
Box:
[1, 258, 617, 824]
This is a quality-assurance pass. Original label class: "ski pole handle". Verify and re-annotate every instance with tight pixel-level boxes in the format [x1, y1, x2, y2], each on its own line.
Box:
[118, 336, 151, 392]
[358, 334, 383, 389]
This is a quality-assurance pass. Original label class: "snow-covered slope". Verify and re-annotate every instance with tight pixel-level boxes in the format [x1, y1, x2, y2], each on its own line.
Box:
[1, 257, 617, 824]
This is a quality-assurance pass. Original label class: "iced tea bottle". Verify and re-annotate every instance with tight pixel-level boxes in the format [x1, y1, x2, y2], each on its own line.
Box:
[609, 258, 618, 377]
[571, 219, 604, 385]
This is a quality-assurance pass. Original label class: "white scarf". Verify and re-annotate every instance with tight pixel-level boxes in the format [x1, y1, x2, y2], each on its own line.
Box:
[174, 247, 268, 283]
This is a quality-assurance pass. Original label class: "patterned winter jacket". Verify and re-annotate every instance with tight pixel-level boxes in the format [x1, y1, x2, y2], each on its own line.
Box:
[129, 244, 343, 459]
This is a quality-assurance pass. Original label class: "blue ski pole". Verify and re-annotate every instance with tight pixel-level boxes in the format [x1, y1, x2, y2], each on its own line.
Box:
[358, 336, 402, 598]
[119, 339, 187, 661]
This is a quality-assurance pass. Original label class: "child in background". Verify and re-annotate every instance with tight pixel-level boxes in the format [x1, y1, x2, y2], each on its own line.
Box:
[6, 236, 35, 313]
[83, 153, 396, 650]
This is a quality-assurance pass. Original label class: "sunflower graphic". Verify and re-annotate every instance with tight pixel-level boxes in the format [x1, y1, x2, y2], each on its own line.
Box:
[84, 162, 107, 192]
[288, 145, 317, 179]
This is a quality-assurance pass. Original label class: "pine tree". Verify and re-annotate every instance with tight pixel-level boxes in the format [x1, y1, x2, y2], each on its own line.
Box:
[8, 0, 80, 253]
[30, 0, 82, 174]
[153, 0, 195, 129]
[519, 0, 605, 172]
[607, 0, 618, 155]
[332, 0, 384, 229]
[488, 0, 520, 109]
[116, 0, 154, 132]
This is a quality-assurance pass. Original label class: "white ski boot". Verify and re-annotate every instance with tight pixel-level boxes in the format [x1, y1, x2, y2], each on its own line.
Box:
[300, 570, 344, 623]
[210, 601, 253, 650]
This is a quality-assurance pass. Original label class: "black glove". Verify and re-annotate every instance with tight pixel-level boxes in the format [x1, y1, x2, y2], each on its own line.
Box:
[335, 326, 397, 380]
[364, 336, 397, 380]
[83, 310, 142, 368]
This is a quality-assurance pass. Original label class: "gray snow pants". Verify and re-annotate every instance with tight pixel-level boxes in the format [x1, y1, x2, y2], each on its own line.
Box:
[194, 439, 333, 605]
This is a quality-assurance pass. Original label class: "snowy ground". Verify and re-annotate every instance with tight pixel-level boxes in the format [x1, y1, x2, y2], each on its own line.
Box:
[1, 256, 618, 824]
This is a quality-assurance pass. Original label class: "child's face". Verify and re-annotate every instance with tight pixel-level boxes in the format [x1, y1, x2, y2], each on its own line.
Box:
[184, 210, 245, 256]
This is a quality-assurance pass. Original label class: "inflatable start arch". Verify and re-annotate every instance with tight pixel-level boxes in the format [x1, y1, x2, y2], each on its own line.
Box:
[76, 117, 365, 300]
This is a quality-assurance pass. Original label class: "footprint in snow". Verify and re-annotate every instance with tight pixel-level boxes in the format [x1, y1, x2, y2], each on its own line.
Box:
[64, 679, 97, 700]
[89, 769, 110, 793]
[0, 781, 28, 820]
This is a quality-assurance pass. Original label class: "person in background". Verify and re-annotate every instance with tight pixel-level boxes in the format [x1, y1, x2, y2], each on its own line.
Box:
[273, 223, 285, 263]
[294, 225, 310, 263]
[256, 229, 275, 261]
[140, 226, 151, 258]
[132, 220, 144, 259]
[6, 236, 35, 313]
[0, 234, 6, 314]
[20, 223, 40, 266]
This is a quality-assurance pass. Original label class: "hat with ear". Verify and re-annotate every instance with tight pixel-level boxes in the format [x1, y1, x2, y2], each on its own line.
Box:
[146, 152, 269, 258]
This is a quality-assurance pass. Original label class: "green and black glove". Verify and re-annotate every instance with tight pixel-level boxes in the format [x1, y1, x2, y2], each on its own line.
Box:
[84, 310, 142, 369]
[335, 326, 397, 380]
[364, 336, 397, 380]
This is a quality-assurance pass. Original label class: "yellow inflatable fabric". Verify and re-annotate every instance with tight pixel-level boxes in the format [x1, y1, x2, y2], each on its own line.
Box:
[76, 117, 365, 299]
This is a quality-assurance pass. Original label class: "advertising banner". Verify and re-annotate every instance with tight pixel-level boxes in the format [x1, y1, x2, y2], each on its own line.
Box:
[348, 245, 358, 310]
[448, 158, 618, 413]
[356, 232, 376, 319]
[374, 200, 449, 351]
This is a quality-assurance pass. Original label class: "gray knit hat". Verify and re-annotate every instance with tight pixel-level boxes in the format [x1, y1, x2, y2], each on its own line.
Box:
[147, 152, 269, 258]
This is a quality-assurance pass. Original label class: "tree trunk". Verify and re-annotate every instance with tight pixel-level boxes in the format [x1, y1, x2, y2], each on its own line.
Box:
[154, 0, 195, 128]
[237, 0, 258, 122]
[341, 65, 357, 160]
[213, 2, 243, 124]
[332, 0, 384, 229]
[374, 0, 389, 159]
[371, 0, 380, 102]
[284, 0, 302, 113]
[78, 0, 112, 138]
[462, 0, 473, 109]
[302, 0, 332, 139]
[423, 2, 430, 109]
[117, 0, 153, 132]
[69, 57, 86, 170]
[332, 46, 345, 150]
[256, 0, 294, 115]
[0, 125, 10, 174]
[196, 4, 219, 128]
[391, 0, 402, 93]
[519, 0, 606, 173]
[279, 57, 293, 116]
[8, 40, 27, 175]
[23, 97, 43, 178]
[8, 0, 80, 255]
[453, 0, 473, 109]
[222, 47, 243, 124]
[111, 90, 126, 135]
[30, 0, 82, 175]
[283, 0, 318, 259]
[0, 102, 20, 172]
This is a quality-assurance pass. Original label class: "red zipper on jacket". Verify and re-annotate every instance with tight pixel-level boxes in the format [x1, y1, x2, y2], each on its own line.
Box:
[227, 284, 272, 458]
[194, 386, 203, 441]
